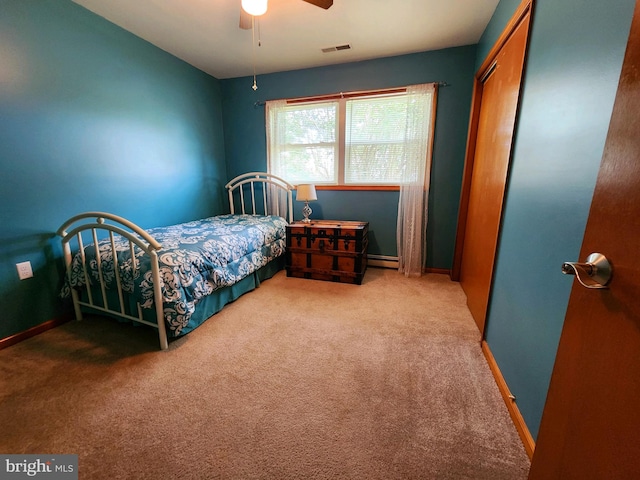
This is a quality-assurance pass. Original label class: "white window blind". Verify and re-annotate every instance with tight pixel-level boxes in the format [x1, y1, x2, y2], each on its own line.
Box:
[267, 101, 338, 184]
[345, 94, 429, 184]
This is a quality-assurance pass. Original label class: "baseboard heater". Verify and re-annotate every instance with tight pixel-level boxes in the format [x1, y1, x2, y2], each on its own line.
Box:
[368, 255, 399, 269]
[367, 255, 451, 276]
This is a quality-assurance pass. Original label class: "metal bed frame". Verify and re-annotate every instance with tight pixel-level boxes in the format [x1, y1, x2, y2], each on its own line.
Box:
[57, 172, 294, 350]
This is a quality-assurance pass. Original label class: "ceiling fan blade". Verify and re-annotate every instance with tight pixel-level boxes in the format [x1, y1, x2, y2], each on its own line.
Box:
[239, 8, 252, 29]
[302, 0, 333, 9]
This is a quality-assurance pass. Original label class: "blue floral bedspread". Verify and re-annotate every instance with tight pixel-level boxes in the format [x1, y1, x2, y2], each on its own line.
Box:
[64, 214, 287, 336]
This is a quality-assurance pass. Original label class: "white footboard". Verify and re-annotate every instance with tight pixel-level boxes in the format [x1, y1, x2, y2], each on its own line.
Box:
[57, 212, 169, 350]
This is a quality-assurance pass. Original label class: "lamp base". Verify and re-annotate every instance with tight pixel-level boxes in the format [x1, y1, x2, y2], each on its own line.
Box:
[302, 202, 312, 223]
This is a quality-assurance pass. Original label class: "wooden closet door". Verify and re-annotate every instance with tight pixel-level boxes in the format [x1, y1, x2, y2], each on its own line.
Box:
[458, 8, 531, 333]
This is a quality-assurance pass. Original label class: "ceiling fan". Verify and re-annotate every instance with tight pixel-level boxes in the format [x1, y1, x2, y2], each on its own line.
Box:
[240, 0, 333, 29]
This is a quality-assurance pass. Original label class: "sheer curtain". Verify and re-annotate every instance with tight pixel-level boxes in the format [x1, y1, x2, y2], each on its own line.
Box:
[265, 100, 288, 215]
[396, 83, 437, 277]
[266, 99, 288, 177]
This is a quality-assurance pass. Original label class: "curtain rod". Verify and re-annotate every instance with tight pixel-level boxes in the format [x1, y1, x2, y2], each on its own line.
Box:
[252, 81, 449, 108]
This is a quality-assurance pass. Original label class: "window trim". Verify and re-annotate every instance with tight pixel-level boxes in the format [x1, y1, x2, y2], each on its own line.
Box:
[316, 184, 400, 191]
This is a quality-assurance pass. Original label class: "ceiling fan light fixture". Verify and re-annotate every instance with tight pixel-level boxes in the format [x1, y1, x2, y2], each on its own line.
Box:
[241, 0, 267, 16]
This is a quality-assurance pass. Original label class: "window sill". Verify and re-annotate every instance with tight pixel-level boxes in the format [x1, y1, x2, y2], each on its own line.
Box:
[315, 185, 400, 191]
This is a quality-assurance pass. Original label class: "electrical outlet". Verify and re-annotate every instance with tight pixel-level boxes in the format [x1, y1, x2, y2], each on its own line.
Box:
[16, 261, 33, 280]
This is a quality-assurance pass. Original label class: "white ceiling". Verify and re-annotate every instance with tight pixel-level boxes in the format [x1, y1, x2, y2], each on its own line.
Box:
[72, 0, 500, 79]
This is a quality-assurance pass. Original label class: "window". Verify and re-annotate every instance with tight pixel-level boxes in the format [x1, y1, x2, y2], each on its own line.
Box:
[267, 101, 338, 184]
[266, 86, 435, 187]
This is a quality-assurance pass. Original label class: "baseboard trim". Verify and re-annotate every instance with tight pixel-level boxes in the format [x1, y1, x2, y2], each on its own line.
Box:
[424, 267, 451, 275]
[481, 340, 536, 459]
[0, 315, 73, 351]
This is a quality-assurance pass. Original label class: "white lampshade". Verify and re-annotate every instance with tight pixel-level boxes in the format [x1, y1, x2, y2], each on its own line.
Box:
[296, 184, 317, 202]
[241, 0, 268, 16]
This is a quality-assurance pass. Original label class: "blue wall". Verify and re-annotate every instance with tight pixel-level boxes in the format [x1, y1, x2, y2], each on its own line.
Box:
[0, 0, 227, 338]
[479, 0, 635, 440]
[220, 46, 477, 265]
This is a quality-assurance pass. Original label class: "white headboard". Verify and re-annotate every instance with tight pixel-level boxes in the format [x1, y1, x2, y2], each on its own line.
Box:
[225, 172, 294, 223]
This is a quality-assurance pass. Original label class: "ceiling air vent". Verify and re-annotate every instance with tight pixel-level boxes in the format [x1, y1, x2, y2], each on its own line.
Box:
[322, 44, 351, 53]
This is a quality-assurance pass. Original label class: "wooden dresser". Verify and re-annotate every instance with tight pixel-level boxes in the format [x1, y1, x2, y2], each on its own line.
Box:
[285, 220, 368, 284]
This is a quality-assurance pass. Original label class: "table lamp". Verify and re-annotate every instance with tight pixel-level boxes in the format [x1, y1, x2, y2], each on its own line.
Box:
[296, 184, 317, 223]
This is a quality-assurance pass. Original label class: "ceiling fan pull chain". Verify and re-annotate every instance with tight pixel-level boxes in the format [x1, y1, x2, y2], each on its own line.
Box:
[252, 16, 258, 91]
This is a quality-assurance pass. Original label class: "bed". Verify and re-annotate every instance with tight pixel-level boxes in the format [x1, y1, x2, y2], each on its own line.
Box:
[57, 172, 294, 350]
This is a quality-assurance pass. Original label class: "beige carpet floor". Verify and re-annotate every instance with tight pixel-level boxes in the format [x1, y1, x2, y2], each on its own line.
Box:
[0, 268, 530, 479]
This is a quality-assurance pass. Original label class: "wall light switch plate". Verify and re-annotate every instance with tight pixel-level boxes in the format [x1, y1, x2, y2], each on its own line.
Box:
[16, 261, 33, 280]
